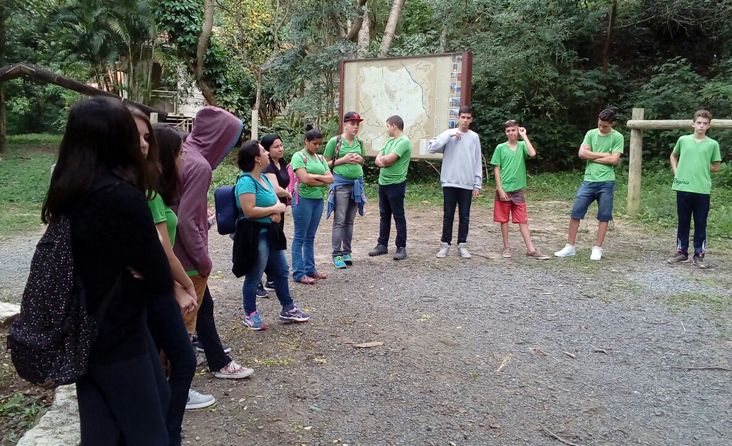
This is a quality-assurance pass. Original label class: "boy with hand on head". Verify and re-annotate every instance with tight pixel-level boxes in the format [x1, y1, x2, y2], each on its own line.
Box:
[369, 115, 411, 260]
[490, 120, 549, 260]
[667, 109, 722, 268]
[554, 108, 624, 261]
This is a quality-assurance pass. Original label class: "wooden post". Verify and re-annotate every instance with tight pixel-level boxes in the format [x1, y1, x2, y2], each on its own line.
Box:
[627, 108, 644, 216]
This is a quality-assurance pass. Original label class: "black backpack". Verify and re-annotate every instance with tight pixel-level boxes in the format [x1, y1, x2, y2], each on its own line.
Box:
[7, 215, 117, 387]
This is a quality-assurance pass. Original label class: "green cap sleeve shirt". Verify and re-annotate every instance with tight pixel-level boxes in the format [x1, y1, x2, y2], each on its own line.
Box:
[291, 150, 329, 199]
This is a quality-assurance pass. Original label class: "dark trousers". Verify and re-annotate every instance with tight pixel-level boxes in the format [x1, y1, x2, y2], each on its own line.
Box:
[441, 187, 473, 244]
[264, 212, 285, 282]
[77, 330, 170, 446]
[148, 295, 196, 446]
[378, 181, 407, 248]
[196, 286, 232, 371]
[676, 191, 710, 256]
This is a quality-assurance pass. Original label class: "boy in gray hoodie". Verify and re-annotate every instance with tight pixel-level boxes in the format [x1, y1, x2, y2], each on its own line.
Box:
[428, 106, 483, 258]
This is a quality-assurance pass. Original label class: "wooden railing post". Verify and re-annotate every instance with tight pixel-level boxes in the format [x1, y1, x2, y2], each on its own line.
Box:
[627, 107, 644, 216]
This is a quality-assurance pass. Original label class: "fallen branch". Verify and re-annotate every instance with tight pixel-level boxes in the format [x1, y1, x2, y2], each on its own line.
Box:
[424, 160, 441, 176]
[541, 426, 585, 446]
[496, 353, 512, 372]
[673, 366, 731, 372]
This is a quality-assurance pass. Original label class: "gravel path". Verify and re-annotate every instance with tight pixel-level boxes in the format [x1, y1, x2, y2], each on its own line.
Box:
[1, 201, 730, 445]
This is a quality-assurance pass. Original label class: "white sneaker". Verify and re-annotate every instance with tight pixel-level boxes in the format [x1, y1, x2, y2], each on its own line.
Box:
[186, 389, 216, 410]
[436, 242, 450, 258]
[457, 243, 471, 258]
[590, 246, 603, 261]
[554, 244, 576, 257]
[214, 360, 254, 379]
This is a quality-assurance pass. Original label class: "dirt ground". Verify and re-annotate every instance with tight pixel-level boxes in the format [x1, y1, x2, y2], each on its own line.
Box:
[1, 198, 731, 445]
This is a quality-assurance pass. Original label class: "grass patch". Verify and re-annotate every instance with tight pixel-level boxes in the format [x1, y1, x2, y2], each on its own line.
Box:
[662, 292, 732, 339]
[0, 142, 57, 239]
[5, 134, 62, 146]
[3, 140, 730, 242]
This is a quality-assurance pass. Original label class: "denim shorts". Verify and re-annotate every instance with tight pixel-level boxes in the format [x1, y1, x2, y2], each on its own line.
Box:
[570, 181, 615, 222]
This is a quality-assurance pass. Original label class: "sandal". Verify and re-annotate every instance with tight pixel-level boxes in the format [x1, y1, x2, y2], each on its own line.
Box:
[502, 247, 512, 258]
[296, 276, 316, 285]
[311, 271, 327, 280]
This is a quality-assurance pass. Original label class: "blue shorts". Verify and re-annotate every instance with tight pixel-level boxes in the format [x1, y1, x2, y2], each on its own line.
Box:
[570, 181, 615, 222]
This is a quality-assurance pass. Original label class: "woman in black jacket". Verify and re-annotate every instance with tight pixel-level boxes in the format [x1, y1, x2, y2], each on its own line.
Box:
[42, 97, 172, 445]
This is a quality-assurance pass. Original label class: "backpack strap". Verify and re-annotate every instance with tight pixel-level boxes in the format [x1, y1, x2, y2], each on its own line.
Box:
[331, 135, 343, 172]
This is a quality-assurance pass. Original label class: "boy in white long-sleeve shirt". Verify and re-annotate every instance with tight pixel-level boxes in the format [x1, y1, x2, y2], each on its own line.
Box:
[428, 106, 483, 258]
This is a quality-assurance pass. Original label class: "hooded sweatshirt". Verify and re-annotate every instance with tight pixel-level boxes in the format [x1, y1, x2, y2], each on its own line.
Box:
[173, 107, 243, 276]
[428, 128, 483, 190]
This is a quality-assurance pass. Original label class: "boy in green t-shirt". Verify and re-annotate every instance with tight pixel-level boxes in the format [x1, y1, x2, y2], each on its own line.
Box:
[667, 110, 722, 268]
[554, 108, 624, 261]
[490, 120, 549, 260]
[369, 115, 411, 260]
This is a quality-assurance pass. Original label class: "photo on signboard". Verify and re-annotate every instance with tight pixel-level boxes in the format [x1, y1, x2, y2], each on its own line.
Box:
[449, 108, 460, 118]
[448, 119, 458, 129]
[450, 97, 461, 107]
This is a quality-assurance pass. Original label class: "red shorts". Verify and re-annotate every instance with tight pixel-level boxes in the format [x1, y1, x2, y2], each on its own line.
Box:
[493, 190, 528, 224]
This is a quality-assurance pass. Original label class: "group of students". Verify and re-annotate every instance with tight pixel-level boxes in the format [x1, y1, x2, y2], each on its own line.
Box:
[39, 97, 720, 445]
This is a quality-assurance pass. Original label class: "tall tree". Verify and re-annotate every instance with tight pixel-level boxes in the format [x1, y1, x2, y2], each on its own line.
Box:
[196, 0, 216, 104]
[0, 0, 8, 153]
[379, 0, 405, 57]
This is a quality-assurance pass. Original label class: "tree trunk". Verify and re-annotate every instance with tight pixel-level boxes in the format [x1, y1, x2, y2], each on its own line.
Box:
[0, 0, 7, 153]
[357, 7, 370, 57]
[0, 63, 168, 119]
[252, 71, 261, 141]
[602, 0, 617, 80]
[345, 0, 368, 42]
[439, 24, 448, 52]
[196, 0, 216, 105]
[379, 0, 405, 57]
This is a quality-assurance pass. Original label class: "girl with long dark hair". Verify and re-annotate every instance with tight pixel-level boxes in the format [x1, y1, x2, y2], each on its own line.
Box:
[43, 97, 171, 444]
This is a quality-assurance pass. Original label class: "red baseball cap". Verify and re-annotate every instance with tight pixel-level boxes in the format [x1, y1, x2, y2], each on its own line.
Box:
[343, 111, 364, 123]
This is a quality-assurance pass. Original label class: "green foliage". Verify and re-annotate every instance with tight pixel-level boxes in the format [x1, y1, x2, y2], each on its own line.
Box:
[0, 392, 48, 444]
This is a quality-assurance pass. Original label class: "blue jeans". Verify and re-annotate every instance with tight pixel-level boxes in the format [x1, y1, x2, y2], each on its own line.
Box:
[570, 181, 615, 222]
[292, 197, 324, 281]
[378, 181, 407, 248]
[676, 191, 710, 256]
[242, 231, 293, 315]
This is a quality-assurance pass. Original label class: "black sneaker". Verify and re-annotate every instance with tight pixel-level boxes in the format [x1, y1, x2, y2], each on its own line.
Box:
[196, 344, 232, 354]
[263, 280, 276, 291]
[368, 244, 388, 256]
[256, 283, 269, 298]
[393, 247, 407, 261]
[692, 255, 708, 269]
[667, 252, 689, 264]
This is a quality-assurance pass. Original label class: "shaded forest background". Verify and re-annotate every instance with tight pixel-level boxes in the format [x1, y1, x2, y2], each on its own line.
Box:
[3, 0, 732, 171]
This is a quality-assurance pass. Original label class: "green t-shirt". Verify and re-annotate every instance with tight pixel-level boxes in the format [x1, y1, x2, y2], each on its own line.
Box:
[148, 192, 178, 247]
[324, 135, 365, 179]
[378, 135, 412, 185]
[581, 128, 624, 182]
[672, 134, 722, 194]
[490, 141, 528, 192]
[235, 173, 277, 223]
[291, 149, 329, 199]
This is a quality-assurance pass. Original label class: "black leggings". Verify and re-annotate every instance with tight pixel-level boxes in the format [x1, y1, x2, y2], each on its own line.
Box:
[148, 294, 196, 446]
[77, 330, 170, 445]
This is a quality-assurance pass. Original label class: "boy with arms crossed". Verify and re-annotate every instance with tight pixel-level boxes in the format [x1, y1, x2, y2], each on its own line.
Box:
[369, 115, 411, 260]
[490, 120, 549, 259]
[554, 108, 624, 261]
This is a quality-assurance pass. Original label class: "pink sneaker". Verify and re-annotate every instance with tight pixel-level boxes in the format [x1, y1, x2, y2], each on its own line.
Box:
[214, 360, 253, 379]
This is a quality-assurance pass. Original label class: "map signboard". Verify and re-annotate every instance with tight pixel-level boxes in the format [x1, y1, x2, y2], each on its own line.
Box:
[339, 52, 473, 159]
